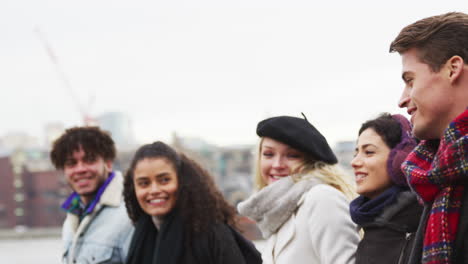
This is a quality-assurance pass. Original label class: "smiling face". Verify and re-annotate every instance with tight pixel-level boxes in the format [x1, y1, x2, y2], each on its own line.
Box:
[398, 48, 456, 139]
[63, 146, 112, 204]
[351, 128, 393, 199]
[133, 157, 179, 218]
[260, 137, 305, 186]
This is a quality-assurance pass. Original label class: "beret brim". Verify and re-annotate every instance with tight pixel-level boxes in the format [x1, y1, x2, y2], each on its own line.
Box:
[256, 116, 338, 164]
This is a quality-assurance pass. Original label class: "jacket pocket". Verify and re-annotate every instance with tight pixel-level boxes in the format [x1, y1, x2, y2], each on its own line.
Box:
[75, 244, 115, 264]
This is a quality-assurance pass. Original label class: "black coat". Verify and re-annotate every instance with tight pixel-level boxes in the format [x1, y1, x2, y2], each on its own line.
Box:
[356, 191, 423, 264]
[408, 188, 468, 264]
[185, 222, 262, 264]
[127, 214, 262, 264]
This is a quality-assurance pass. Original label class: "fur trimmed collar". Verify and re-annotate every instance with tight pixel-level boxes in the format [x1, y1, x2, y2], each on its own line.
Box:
[238, 176, 320, 239]
[99, 171, 124, 207]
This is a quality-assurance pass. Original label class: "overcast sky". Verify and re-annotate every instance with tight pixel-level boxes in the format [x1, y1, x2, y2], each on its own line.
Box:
[1, 0, 467, 148]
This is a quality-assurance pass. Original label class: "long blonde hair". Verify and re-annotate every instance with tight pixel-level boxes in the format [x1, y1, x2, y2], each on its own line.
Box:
[254, 137, 357, 201]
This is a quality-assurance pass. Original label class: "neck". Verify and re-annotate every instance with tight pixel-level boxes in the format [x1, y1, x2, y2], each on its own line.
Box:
[80, 194, 94, 205]
[151, 215, 164, 230]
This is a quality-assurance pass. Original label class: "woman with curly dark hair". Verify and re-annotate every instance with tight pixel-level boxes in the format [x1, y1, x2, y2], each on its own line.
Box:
[123, 141, 261, 264]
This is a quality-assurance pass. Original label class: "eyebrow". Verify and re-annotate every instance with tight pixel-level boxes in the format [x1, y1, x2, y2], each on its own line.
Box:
[357, 143, 376, 150]
[262, 145, 274, 149]
[135, 172, 170, 180]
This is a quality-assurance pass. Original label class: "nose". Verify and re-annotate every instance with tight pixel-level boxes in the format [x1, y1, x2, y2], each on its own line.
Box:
[149, 182, 160, 194]
[350, 155, 362, 169]
[398, 88, 410, 108]
[272, 156, 285, 169]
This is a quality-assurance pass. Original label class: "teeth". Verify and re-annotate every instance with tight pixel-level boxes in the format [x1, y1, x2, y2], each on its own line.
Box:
[355, 174, 366, 181]
[149, 199, 164, 203]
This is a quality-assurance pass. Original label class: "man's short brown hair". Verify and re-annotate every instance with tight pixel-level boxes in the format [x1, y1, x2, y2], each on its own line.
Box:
[389, 12, 468, 72]
[50, 126, 116, 169]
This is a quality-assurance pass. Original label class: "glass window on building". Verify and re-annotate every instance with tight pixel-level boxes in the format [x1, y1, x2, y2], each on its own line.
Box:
[14, 193, 24, 202]
[13, 165, 23, 174]
[14, 179, 23, 188]
[14, 208, 24, 217]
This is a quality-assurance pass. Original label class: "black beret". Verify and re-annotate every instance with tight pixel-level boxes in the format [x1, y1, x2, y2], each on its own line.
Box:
[256, 115, 338, 164]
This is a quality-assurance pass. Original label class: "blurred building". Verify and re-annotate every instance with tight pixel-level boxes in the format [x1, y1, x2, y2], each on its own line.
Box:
[0, 149, 66, 228]
[217, 145, 256, 206]
[96, 112, 136, 152]
[171, 133, 256, 206]
[334, 140, 355, 174]
[0, 155, 15, 228]
[0, 132, 40, 151]
[22, 169, 67, 227]
[44, 122, 65, 148]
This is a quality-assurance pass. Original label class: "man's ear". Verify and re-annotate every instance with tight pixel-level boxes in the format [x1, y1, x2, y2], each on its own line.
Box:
[447, 55, 464, 82]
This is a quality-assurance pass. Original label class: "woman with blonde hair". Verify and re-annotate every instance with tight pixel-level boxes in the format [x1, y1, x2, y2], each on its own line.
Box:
[238, 115, 359, 264]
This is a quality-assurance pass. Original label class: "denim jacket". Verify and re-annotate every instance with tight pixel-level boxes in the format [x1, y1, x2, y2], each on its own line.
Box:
[62, 172, 134, 264]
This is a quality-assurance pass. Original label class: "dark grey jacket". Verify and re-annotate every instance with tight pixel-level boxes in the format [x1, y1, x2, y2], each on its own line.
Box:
[356, 191, 423, 264]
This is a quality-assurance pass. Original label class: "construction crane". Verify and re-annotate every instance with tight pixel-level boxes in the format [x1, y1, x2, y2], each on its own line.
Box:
[34, 26, 97, 126]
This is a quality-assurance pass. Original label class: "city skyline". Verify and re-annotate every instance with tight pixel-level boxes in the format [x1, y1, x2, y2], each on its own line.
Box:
[1, 1, 467, 148]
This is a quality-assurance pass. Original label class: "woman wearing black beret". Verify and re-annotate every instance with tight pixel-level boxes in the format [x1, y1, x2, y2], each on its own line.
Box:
[238, 115, 360, 264]
[349, 113, 422, 264]
[123, 141, 262, 264]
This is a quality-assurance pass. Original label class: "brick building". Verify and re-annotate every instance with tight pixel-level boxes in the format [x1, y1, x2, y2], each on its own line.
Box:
[0, 156, 16, 228]
[0, 150, 67, 228]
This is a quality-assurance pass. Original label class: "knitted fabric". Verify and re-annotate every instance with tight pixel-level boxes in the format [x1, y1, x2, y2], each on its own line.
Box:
[402, 109, 468, 264]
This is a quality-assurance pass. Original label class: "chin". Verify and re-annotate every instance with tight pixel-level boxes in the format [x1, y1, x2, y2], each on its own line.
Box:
[356, 187, 369, 197]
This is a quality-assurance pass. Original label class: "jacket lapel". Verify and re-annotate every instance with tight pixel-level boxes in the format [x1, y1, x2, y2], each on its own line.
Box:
[273, 213, 296, 260]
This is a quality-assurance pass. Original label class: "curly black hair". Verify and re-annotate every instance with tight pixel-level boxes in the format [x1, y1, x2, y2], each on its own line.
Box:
[50, 126, 116, 169]
[358, 113, 402, 149]
[124, 141, 238, 234]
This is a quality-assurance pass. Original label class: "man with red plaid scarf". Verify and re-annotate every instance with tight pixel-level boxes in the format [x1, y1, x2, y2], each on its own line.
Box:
[389, 12, 468, 264]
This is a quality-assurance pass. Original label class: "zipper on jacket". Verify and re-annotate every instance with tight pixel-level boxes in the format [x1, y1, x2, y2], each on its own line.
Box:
[397, 232, 413, 264]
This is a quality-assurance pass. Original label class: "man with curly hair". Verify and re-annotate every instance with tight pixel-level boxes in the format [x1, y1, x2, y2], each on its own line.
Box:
[51, 126, 134, 264]
[390, 12, 468, 264]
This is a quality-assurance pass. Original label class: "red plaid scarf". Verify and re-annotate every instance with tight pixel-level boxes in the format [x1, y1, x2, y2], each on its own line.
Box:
[402, 109, 468, 264]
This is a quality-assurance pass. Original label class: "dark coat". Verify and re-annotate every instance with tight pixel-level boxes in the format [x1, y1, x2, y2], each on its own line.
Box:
[127, 215, 262, 264]
[356, 191, 423, 264]
[186, 222, 262, 264]
[408, 188, 468, 264]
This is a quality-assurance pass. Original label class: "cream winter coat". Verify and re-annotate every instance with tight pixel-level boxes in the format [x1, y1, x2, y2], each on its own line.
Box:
[239, 177, 359, 264]
[263, 184, 359, 263]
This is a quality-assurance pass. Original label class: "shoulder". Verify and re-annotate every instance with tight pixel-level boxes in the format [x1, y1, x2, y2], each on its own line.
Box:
[93, 202, 134, 235]
[296, 184, 351, 222]
[192, 223, 249, 263]
[379, 191, 422, 221]
[302, 184, 349, 206]
[193, 222, 243, 251]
